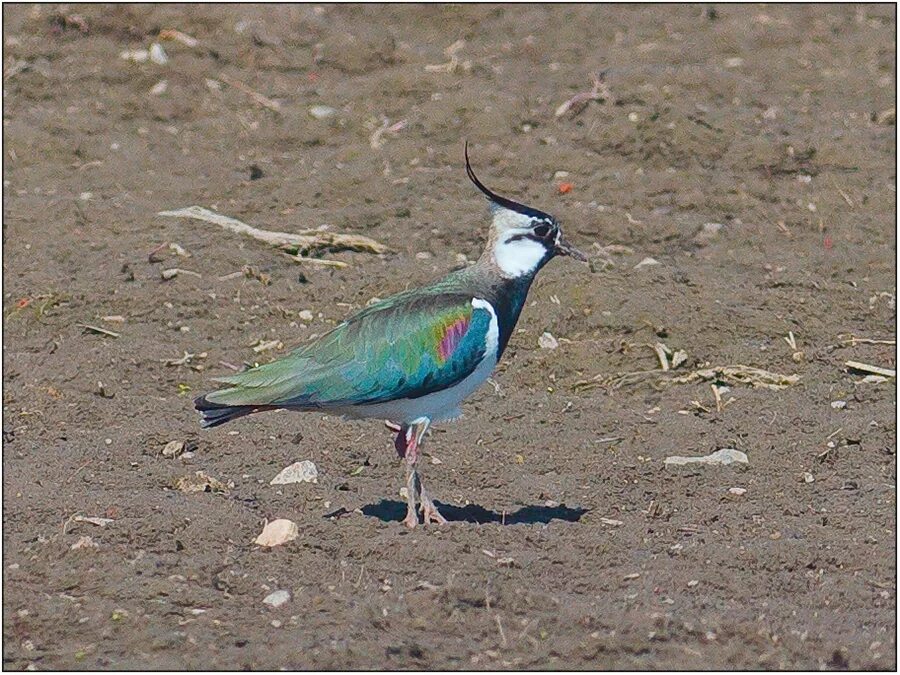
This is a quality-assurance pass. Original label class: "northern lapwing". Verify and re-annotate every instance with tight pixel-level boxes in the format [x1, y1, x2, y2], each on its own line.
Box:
[196, 144, 587, 528]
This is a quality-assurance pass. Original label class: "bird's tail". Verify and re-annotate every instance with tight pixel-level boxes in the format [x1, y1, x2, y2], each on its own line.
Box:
[194, 395, 274, 428]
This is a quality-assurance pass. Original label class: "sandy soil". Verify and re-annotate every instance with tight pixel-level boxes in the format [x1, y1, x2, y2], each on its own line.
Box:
[2, 4, 896, 670]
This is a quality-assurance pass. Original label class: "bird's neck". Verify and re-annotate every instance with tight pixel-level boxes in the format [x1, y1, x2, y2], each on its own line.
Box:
[467, 256, 536, 358]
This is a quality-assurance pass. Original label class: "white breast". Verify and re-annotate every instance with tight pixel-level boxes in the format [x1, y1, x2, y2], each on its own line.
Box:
[341, 298, 499, 424]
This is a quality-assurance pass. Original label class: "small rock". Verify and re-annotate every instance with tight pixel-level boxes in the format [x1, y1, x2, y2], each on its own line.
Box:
[70, 536, 98, 550]
[553, 170, 570, 180]
[270, 460, 318, 485]
[263, 589, 291, 608]
[728, 487, 747, 496]
[149, 43, 168, 65]
[695, 222, 723, 243]
[73, 515, 113, 527]
[174, 471, 227, 494]
[874, 107, 895, 126]
[830, 400, 847, 409]
[162, 440, 185, 458]
[120, 48, 149, 63]
[724, 56, 744, 67]
[254, 519, 298, 547]
[599, 517, 623, 526]
[308, 105, 337, 120]
[664, 448, 748, 467]
[538, 332, 559, 349]
[150, 80, 168, 95]
[687, 579, 699, 587]
[634, 257, 660, 270]
[802, 472, 815, 483]
[298, 309, 314, 322]
[861, 375, 888, 384]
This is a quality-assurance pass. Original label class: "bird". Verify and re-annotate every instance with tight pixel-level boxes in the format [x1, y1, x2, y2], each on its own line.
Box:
[195, 143, 587, 528]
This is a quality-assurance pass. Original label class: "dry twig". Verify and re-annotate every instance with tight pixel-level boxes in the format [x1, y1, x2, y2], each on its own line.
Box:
[219, 73, 282, 112]
[157, 206, 387, 257]
[555, 71, 610, 118]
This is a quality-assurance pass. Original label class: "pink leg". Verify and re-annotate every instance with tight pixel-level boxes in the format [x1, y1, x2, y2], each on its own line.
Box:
[400, 424, 421, 529]
[393, 419, 447, 528]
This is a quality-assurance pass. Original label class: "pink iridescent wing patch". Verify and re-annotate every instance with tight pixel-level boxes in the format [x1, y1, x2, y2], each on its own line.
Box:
[436, 315, 471, 364]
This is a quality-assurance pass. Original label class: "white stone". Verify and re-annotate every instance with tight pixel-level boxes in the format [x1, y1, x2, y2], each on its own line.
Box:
[664, 448, 748, 467]
[254, 519, 298, 547]
[538, 332, 559, 350]
[149, 43, 168, 65]
[270, 461, 318, 485]
[634, 257, 660, 270]
[263, 590, 291, 608]
[309, 105, 336, 120]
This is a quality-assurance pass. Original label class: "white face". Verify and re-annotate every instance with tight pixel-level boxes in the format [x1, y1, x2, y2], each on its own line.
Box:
[490, 207, 552, 278]
[493, 233, 548, 277]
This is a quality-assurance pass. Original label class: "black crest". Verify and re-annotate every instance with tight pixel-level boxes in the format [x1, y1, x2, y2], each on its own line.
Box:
[464, 142, 555, 222]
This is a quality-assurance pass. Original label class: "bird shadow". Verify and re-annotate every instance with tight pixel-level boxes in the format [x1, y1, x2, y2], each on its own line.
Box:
[359, 499, 588, 525]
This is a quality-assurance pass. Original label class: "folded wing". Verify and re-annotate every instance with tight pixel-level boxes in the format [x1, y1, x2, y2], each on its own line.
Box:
[201, 294, 494, 410]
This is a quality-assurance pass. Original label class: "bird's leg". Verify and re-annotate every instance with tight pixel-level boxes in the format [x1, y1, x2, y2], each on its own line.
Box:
[397, 421, 425, 529]
[408, 419, 448, 526]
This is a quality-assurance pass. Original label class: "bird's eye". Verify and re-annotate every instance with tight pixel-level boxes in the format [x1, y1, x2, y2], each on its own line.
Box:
[533, 223, 552, 238]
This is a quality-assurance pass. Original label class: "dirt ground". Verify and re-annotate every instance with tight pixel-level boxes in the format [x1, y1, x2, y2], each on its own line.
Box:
[2, 4, 896, 670]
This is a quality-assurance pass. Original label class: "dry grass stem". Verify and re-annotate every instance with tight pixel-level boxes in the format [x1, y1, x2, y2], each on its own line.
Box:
[219, 73, 282, 112]
[844, 361, 896, 378]
[577, 364, 801, 392]
[158, 206, 388, 257]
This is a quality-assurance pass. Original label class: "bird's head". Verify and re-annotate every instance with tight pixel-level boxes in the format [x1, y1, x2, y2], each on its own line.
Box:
[466, 143, 587, 279]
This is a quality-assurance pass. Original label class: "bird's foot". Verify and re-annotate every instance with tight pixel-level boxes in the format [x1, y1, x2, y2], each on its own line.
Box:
[420, 492, 448, 525]
[403, 507, 419, 529]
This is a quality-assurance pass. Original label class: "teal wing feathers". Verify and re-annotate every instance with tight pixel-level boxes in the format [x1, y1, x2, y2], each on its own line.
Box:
[203, 292, 493, 409]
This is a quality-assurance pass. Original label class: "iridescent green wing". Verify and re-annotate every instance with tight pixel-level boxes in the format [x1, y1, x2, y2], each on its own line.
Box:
[203, 292, 493, 408]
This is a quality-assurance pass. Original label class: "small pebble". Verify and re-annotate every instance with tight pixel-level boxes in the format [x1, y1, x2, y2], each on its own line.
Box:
[728, 487, 747, 496]
[270, 460, 318, 485]
[634, 257, 660, 270]
[149, 43, 168, 65]
[538, 332, 559, 350]
[831, 400, 847, 409]
[263, 590, 291, 608]
[308, 105, 337, 120]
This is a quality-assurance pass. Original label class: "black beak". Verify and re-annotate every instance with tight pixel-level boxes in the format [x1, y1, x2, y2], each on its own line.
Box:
[555, 236, 588, 262]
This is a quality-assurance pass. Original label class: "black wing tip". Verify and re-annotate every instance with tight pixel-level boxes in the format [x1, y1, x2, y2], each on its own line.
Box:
[194, 394, 244, 428]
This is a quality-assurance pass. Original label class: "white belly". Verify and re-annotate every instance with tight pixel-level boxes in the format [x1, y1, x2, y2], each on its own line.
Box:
[344, 349, 498, 423]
